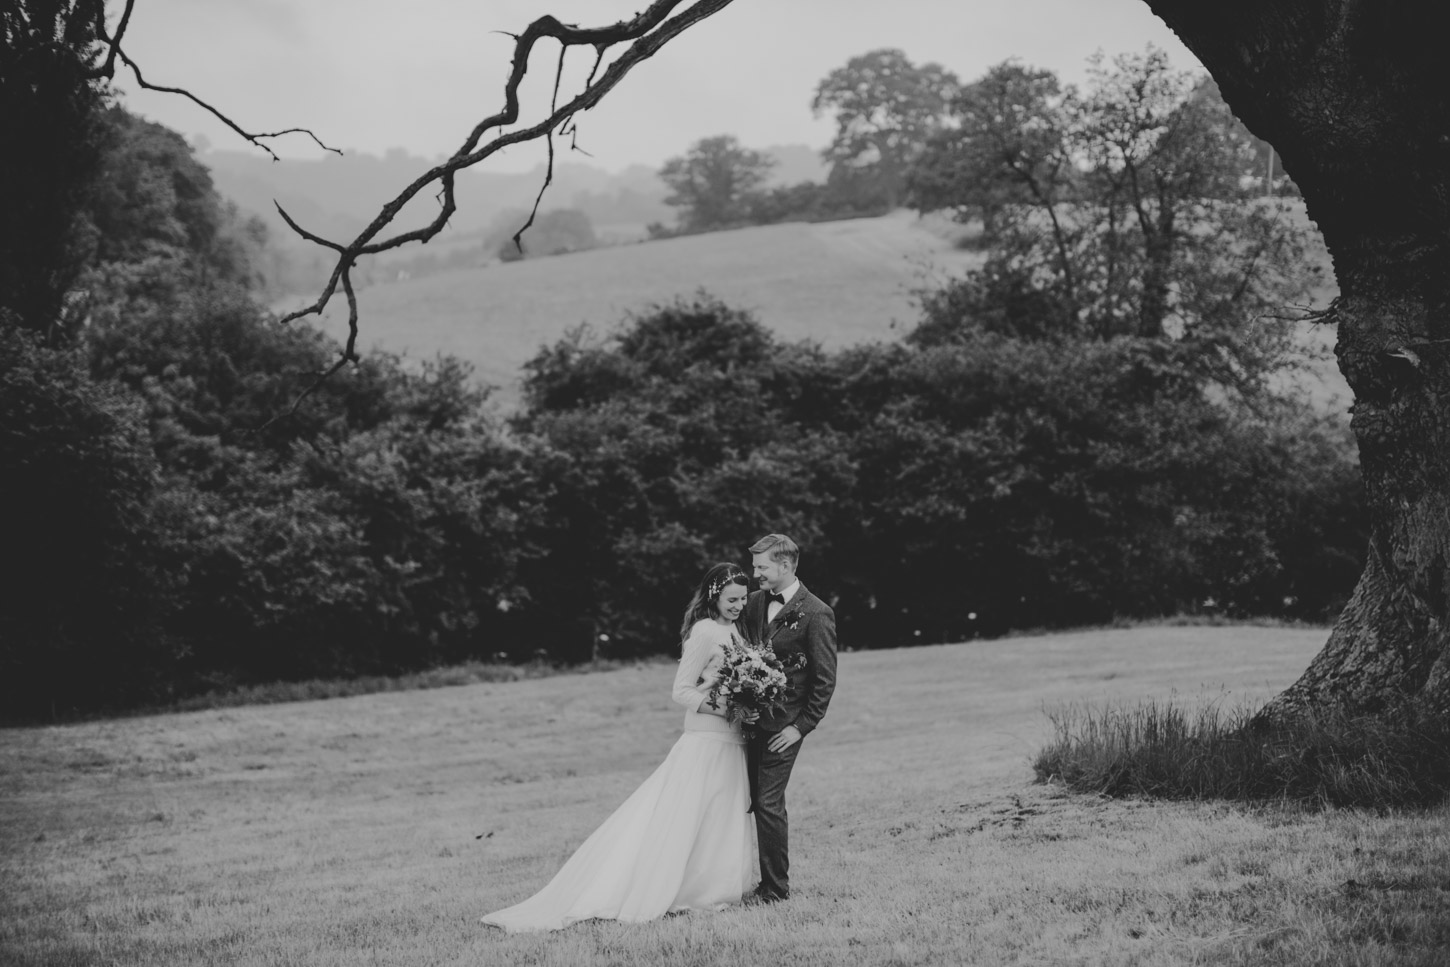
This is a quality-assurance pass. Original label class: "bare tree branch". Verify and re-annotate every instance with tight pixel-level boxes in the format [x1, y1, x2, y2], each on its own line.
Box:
[88, 1, 342, 161]
[93, 0, 135, 80]
[257, 270, 363, 431]
[275, 203, 346, 253]
[510, 44, 571, 255]
[560, 116, 594, 157]
[114, 52, 342, 161]
[273, 0, 739, 367]
[81, 0, 737, 410]
[1260, 296, 1340, 325]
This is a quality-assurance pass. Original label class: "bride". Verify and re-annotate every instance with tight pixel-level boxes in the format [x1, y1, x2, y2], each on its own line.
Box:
[481, 563, 761, 932]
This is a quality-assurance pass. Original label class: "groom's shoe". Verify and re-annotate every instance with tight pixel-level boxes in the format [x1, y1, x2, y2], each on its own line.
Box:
[749, 888, 787, 905]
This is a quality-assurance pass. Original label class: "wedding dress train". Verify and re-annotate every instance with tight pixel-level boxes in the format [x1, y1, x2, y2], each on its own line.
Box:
[481, 620, 758, 932]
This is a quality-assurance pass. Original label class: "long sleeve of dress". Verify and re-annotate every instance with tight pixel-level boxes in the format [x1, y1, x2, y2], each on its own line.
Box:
[671, 621, 737, 735]
[672, 621, 717, 713]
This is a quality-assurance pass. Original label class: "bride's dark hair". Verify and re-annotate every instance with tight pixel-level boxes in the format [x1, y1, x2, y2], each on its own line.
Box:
[680, 562, 750, 644]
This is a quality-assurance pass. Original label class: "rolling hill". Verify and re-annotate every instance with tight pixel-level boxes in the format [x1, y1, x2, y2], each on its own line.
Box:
[305, 211, 986, 406]
[205, 142, 830, 254]
[296, 208, 1349, 412]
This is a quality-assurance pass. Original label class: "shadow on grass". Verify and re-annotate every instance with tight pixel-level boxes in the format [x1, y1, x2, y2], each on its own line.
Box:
[1034, 696, 1450, 809]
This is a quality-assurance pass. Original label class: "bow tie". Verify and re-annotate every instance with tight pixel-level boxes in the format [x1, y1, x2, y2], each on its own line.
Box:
[767, 592, 786, 606]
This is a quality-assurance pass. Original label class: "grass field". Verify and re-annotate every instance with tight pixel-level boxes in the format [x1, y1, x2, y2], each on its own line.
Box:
[312, 212, 981, 405]
[306, 208, 1352, 413]
[4, 624, 1447, 966]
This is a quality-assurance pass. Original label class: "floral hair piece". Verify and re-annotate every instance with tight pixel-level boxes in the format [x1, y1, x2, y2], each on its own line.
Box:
[708, 568, 747, 600]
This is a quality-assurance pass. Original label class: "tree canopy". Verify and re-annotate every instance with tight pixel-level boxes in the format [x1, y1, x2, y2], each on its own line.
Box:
[812, 48, 961, 208]
[657, 134, 776, 232]
[907, 50, 1322, 398]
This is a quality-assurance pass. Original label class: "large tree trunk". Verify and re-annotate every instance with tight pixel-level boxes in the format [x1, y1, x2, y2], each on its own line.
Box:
[1142, 1, 1450, 718]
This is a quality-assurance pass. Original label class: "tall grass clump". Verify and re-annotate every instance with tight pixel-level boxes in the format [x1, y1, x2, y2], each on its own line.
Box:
[1034, 696, 1450, 808]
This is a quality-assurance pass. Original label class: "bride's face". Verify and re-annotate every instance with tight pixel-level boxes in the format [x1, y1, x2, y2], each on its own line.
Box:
[715, 581, 749, 622]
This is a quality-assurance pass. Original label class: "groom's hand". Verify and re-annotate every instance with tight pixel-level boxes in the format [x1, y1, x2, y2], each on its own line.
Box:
[767, 725, 801, 753]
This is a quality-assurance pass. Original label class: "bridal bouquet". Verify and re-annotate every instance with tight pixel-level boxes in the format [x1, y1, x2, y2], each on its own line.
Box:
[707, 637, 806, 725]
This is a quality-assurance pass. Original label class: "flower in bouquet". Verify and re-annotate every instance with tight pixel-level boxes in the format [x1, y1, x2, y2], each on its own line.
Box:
[707, 637, 806, 725]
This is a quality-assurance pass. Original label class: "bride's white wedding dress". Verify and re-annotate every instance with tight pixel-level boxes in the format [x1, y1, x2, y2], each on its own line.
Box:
[480, 619, 759, 932]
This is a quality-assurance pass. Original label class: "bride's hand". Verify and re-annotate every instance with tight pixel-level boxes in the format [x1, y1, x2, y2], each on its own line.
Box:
[738, 708, 760, 724]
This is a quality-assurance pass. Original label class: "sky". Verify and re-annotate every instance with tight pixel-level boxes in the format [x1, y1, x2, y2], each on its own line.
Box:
[112, 0, 1201, 173]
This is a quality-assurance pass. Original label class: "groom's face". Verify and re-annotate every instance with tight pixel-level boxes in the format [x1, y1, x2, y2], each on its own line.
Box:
[752, 552, 793, 592]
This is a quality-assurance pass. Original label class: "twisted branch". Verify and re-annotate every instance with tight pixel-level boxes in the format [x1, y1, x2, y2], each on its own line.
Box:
[79, 0, 737, 410]
[271, 0, 738, 372]
[1260, 295, 1340, 325]
[94, 0, 134, 79]
[257, 271, 363, 429]
[87, 0, 341, 161]
[510, 43, 571, 255]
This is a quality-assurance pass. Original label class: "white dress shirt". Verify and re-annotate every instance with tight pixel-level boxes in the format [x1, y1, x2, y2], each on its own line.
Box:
[767, 579, 801, 625]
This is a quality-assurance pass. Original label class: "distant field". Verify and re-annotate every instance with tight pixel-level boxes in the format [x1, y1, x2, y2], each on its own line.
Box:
[303, 208, 1352, 412]
[312, 212, 982, 405]
[5, 624, 1447, 966]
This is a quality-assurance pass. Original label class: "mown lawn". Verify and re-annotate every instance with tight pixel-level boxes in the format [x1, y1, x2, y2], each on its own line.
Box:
[3, 625, 1447, 966]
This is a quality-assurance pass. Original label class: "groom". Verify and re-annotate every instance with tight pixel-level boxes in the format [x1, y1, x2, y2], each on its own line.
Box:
[743, 533, 838, 904]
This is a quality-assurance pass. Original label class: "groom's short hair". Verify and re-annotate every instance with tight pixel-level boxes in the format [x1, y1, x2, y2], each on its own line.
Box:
[750, 533, 799, 568]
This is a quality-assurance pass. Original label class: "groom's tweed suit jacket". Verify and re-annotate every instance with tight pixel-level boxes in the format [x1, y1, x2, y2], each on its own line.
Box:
[744, 583, 838, 736]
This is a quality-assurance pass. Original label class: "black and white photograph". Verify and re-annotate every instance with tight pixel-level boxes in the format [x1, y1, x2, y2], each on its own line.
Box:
[3, 1, 1448, 964]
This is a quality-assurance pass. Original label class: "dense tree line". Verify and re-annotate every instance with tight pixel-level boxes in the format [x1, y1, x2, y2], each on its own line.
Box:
[1, 99, 537, 715]
[3, 270, 1364, 718]
[653, 49, 969, 233]
[516, 295, 1362, 656]
[4, 284, 1365, 718]
[655, 48, 1298, 242]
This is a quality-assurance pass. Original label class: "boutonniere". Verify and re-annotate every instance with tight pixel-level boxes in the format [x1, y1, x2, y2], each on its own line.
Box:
[778, 608, 804, 632]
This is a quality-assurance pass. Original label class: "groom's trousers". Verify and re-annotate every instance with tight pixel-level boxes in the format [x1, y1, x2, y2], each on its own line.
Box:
[747, 731, 803, 899]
